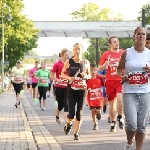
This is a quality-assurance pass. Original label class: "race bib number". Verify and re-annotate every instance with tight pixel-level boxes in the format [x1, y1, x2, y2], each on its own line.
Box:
[56, 77, 68, 86]
[71, 78, 87, 90]
[128, 73, 148, 85]
[110, 66, 117, 75]
[15, 76, 23, 83]
[88, 88, 102, 100]
[40, 78, 48, 84]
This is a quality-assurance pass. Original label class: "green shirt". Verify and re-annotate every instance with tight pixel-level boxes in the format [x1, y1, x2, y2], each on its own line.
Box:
[36, 69, 50, 87]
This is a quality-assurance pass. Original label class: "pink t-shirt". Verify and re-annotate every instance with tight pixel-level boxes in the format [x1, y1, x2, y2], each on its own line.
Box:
[29, 67, 38, 83]
[51, 60, 67, 88]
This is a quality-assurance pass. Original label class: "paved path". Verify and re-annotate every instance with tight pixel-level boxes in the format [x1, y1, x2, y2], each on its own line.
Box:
[0, 91, 36, 150]
[24, 91, 150, 150]
[0, 90, 149, 150]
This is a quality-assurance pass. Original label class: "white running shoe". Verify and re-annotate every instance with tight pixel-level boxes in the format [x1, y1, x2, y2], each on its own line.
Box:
[42, 107, 45, 111]
[56, 118, 62, 124]
[124, 143, 133, 150]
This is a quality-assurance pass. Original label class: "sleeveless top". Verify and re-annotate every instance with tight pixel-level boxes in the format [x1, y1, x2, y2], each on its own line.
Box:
[123, 46, 150, 93]
[67, 58, 85, 91]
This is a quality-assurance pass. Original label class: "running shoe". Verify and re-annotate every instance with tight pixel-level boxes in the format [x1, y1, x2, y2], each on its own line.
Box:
[42, 107, 45, 111]
[118, 118, 124, 129]
[33, 98, 37, 105]
[124, 143, 133, 150]
[14, 103, 18, 108]
[56, 118, 62, 124]
[64, 123, 72, 135]
[34, 98, 38, 105]
[54, 101, 58, 107]
[93, 123, 98, 130]
[108, 116, 111, 123]
[74, 134, 80, 140]
[20, 90, 24, 94]
[110, 121, 117, 132]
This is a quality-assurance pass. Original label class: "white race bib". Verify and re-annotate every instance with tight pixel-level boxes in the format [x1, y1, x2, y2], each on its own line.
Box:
[15, 76, 23, 83]
[88, 88, 102, 100]
[40, 78, 48, 84]
[71, 77, 87, 90]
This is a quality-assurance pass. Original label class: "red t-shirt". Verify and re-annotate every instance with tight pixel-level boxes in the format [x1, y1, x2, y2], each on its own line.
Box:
[87, 74, 104, 107]
[99, 49, 124, 80]
[51, 60, 67, 88]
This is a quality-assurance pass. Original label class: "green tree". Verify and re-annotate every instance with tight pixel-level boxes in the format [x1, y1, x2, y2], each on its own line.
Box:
[70, 2, 124, 21]
[22, 49, 38, 64]
[119, 38, 134, 50]
[71, 2, 134, 64]
[137, 3, 150, 26]
[0, 0, 38, 70]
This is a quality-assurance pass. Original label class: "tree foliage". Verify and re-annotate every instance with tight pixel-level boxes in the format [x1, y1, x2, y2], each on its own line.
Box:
[137, 3, 150, 25]
[0, 0, 38, 70]
[70, 2, 124, 21]
[71, 2, 133, 64]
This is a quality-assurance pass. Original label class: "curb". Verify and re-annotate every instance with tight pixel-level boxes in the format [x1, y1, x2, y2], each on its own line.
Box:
[21, 94, 62, 150]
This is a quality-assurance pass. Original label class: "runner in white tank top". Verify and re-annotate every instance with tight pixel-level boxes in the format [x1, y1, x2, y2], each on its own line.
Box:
[117, 27, 150, 150]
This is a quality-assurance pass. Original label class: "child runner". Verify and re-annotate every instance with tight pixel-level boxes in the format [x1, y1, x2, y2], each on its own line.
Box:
[87, 64, 104, 130]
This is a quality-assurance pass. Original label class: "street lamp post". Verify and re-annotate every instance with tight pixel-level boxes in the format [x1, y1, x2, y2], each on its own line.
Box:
[1, 4, 12, 91]
[1, 6, 5, 92]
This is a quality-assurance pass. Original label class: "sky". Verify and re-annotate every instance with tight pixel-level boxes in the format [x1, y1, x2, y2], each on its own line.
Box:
[22, 0, 150, 56]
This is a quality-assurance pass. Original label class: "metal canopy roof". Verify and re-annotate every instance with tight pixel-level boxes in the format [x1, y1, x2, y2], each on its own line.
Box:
[33, 21, 142, 38]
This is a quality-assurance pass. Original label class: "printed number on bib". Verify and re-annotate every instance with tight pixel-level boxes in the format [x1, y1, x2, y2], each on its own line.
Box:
[15, 76, 22, 83]
[128, 72, 148, 85]
[56, 77, 68, 86]
[110, 66, 117, 75]
[40, 78, 48, 84]
[88, 88, 102, 100]
[71, 78, 87, 90]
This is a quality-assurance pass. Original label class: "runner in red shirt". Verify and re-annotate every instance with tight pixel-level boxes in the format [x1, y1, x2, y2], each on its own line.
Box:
[99, 36, 124, 132]
[50, 48, 69, 125]
[87, 64, 104, 130]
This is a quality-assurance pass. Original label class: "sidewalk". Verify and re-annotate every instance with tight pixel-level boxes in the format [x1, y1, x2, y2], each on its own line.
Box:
[0, 91, 61, 150]
[0, 91, 36, 150]
[24, 91, 150, 150]
[1, 91, 150, 150]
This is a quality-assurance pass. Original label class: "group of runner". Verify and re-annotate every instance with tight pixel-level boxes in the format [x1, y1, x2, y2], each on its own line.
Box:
[9, 26, 150, 150]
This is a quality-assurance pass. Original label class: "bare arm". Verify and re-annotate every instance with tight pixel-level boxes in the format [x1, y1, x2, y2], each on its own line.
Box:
[117, 50, 127, 76]
[84, 60, 91, 79]
[10, 71, 14, 77]
[99, 63, 107, 71]
[29, 70, 34, 77]
[50, 72, 59, 82]
[61, 59, 70, 80]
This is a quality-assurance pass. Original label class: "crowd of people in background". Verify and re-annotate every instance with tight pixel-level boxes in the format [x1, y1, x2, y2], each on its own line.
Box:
[4, 26, 150, 150]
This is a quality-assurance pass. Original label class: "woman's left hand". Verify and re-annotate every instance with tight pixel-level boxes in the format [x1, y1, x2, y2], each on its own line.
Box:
[80, 72, 86, 78]
[143, 64, 150, 73]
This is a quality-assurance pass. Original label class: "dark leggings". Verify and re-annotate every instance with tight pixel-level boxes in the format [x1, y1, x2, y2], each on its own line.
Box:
[13, 82, 23, 96]
[67, 90, 85, 121]
[48, 84, 52, 91]
[38, 86, 48, 100]
[55, 87, 68, 112]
